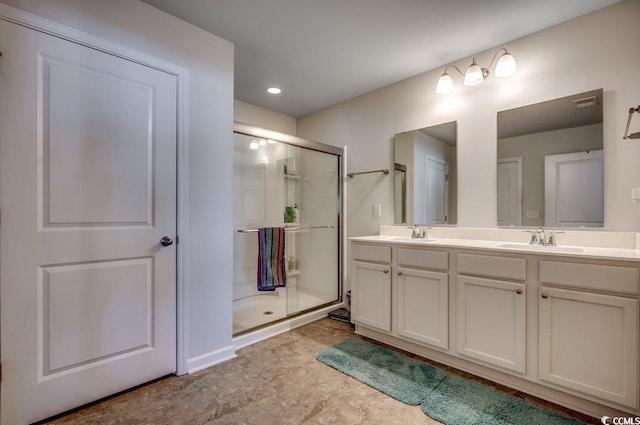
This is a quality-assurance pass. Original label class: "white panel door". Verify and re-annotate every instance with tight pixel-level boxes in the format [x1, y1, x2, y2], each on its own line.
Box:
[424, 157, 448, 224]
[497, 157, 522, 226]
[545, 150, 603, 227]
[0, 20, 177, 424]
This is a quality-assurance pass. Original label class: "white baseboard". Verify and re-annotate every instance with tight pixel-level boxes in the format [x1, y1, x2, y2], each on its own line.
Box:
[186, 345, 237, 374]
[232, 303, 341, 350]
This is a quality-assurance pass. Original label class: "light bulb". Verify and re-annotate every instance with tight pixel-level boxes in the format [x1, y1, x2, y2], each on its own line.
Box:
[258, 139, 267, 146]
[266, 139, 277, 144]
[249, 140, 259, 150]
[267, 87, 281, 94]
[436, 73, 453, 94]
[495, 52, 516, 77]
[464, 60, 484, 86]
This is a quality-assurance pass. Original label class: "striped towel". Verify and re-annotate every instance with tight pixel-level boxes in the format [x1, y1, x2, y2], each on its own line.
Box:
[257, 227, 287, 291]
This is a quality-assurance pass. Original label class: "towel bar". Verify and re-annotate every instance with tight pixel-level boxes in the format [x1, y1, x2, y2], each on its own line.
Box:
[237, 225, 335, 233]
[623, 105, 640, 140]
[347, 169, 389, 178]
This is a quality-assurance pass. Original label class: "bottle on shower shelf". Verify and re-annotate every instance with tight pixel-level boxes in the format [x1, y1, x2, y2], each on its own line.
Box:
[284, 205, 295, 223]
[293, 203, 299, 223]
[288, 255, 298, 271]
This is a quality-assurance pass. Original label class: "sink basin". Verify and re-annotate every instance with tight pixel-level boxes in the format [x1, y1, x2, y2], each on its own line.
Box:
[391, 237, 435, 242]
[497, 243, 584, 253]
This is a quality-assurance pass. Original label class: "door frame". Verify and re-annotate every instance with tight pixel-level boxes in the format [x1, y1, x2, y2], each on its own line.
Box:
[0, 3, 189, 375]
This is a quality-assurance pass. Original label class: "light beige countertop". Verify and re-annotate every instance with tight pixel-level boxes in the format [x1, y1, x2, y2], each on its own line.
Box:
[349, 234, 640, 262]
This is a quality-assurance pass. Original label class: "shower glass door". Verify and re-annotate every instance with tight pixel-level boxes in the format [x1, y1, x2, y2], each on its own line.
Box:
[233, 126, 342, 335]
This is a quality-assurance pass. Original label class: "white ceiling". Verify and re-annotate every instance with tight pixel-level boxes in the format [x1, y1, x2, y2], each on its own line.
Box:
[141, 0, 621, 118]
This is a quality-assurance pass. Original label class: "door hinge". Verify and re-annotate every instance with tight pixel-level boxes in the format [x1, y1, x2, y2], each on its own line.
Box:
[445, 215, 448, 222]
[445, 174, 449, 181]
[1, 362, 3, 382]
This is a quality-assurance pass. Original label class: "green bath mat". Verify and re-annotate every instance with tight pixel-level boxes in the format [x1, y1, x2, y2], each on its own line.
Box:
[317, 338, 586, 424]
[422, 375, 586, 425]
[316, 337, 447, 405]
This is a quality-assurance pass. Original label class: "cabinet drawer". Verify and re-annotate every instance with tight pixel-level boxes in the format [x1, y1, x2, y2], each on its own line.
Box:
[539, 261, 639, 294]
[397, 248, 448, 271]
[457, 253, 526, 281]
[351, 243, 391, 263]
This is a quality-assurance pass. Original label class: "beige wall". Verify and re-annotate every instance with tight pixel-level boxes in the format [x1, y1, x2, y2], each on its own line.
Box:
[297, 0, 640, 236]
[1, 0, 235, 370]
[234, 99, 297, 135]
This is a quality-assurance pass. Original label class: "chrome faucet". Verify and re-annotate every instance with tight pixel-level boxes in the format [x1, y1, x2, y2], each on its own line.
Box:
[547, 230, 565, 246]
[408, 225, 428, 239]
[536, 227, 546, 246]
[525, 227, 564, 246]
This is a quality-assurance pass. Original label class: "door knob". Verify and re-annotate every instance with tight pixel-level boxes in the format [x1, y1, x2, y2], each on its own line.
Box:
[160, 236, 174, 247]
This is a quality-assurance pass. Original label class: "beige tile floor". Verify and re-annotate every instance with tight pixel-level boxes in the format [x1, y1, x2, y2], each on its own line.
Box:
[45, 318, 598, 425]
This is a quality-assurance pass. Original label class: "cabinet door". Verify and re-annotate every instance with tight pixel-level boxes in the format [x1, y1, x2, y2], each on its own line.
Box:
[396, 268, 448, 349]
[456, 276, 526, 373]
[539, 287, 638, 408]
[351, 261, 391, 332]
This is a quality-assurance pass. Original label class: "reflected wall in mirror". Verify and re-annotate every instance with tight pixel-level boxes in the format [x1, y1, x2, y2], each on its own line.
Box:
[394, 121, 457, 225]
[497, 89, 603, 228]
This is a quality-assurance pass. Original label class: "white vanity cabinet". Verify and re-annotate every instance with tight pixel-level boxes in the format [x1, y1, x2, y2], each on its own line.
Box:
[455, 253, 526, 373]
[395, 247, 449, 350]
[538, 261, 639, 409]
[349, 236, 640, 417]
[350, 244, 392, 332]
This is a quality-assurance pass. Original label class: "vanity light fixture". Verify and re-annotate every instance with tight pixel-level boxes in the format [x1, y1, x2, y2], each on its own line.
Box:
[436, 48, 516, 94]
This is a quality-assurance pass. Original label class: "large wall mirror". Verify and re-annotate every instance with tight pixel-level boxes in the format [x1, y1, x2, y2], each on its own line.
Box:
[497, 89, 603, 228]
[394, 121, 457, 225]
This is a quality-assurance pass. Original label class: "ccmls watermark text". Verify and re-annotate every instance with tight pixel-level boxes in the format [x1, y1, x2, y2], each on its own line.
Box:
[601, 416, 640, 425]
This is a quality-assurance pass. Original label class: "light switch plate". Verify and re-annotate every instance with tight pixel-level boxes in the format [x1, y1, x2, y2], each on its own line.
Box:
[373, 204, 382, 217]
[525, 210, 539, 219]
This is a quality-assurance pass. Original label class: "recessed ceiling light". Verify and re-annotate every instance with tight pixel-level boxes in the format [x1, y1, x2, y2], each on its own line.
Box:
[267, 87, 282, 95]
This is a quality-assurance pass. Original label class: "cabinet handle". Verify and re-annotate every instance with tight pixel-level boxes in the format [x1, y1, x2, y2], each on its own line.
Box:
[384, 269, 389, 274]
[541, 293, 549, 299]
[516, 289, 523, 295]
[397, 272, 403, 276]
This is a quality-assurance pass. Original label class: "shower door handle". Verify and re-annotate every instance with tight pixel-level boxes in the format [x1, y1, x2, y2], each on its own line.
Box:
[160, 236, 174, 247]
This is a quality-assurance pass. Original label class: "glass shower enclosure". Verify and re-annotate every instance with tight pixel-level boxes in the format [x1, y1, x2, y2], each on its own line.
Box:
[233, 123, 343, 335]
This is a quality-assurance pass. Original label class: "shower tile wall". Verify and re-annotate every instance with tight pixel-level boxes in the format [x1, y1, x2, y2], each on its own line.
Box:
[232, 132, 340, 334]
[233, 136, 288, 301]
